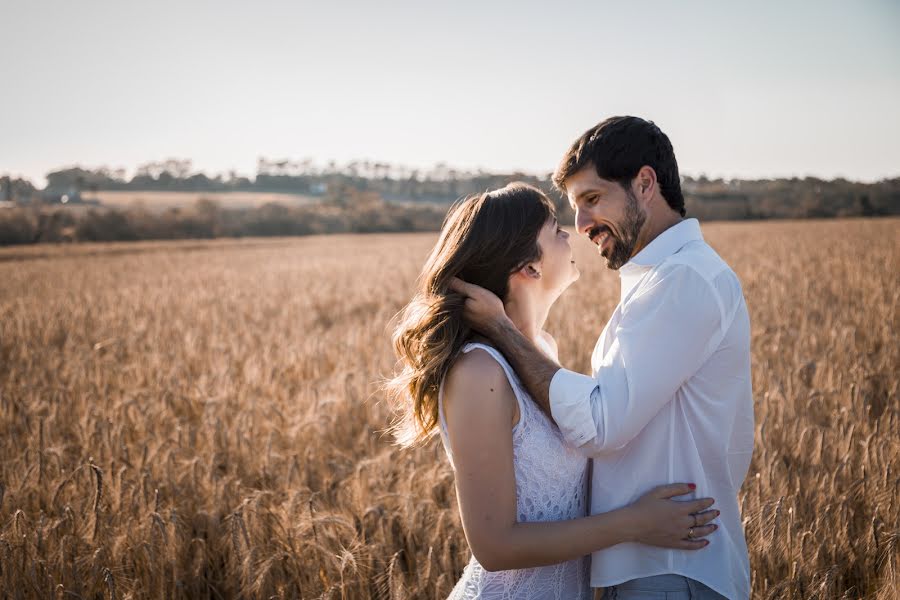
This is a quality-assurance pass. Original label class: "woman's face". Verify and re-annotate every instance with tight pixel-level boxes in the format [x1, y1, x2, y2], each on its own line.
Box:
[534, 216, 579, 294]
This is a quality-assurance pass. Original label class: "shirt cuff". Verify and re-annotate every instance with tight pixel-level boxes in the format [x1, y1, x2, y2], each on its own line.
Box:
[549, 368, 601, 447]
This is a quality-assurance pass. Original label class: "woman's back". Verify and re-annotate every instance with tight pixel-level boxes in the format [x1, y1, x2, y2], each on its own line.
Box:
[438, 341, 591, 599]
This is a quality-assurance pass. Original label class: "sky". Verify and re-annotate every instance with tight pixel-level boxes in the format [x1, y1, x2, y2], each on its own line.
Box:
[2, 0, 899, 187]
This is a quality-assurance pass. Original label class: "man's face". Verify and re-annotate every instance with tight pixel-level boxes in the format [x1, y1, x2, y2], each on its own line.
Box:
[565, 165, 647, 270]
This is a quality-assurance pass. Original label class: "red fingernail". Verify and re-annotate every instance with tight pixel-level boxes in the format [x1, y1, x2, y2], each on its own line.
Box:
[704, 540, 709, 546]
[688, 483, 696, 490]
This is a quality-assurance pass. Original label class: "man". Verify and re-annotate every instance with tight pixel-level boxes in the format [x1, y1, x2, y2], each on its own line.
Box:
[450, 116, 754, 599]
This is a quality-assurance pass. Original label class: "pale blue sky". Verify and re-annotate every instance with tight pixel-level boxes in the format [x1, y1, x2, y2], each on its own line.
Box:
[2, 0, 899, 186]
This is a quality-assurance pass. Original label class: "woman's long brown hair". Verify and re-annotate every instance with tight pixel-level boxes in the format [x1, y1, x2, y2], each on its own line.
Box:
[386, 182, 557, 446]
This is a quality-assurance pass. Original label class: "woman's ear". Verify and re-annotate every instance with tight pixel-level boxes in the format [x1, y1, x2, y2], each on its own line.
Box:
[521, 263, 542, 280]
[510, 263, 541, 292]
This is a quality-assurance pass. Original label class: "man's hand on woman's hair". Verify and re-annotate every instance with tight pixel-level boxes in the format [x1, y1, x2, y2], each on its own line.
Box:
[449, 277, 511, 337]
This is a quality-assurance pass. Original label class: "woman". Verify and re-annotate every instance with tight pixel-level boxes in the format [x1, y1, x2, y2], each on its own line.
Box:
[386, 183, 718, 599]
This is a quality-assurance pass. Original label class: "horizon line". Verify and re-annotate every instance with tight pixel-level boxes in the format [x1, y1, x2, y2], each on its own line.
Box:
[4, 158, 899, 188]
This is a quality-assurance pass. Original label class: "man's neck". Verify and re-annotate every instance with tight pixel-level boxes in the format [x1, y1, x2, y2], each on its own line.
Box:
[631, 212, 684, 261]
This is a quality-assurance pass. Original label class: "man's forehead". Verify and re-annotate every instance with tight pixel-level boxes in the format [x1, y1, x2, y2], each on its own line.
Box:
[571, 178, 610, 196]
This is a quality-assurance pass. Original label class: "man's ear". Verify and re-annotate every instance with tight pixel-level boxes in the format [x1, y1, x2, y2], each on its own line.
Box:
[634, 166, 657, 204]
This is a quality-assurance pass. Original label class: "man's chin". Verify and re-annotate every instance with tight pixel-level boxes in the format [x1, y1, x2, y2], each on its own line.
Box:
[602, 249, 628, 270]
[599, 239, 635, 270]
[599, 248, 618, 270]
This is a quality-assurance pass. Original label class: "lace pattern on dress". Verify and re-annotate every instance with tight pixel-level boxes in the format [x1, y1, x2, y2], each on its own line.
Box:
[437, 342, 592, 599]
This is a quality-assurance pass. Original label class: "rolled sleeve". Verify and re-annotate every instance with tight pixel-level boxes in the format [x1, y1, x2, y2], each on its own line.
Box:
[549, 368, 601, 448]
[596, 264, 725, 449]
[549, 262, 727, 456]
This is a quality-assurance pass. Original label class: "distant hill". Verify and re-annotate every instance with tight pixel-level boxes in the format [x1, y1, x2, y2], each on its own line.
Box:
[1, 161, 897, 245]
[3, 160, 896, 221]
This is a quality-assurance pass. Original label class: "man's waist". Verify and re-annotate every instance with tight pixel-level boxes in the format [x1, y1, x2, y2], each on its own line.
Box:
[590, 475, 744, 524]
[589, 544, 749, 598]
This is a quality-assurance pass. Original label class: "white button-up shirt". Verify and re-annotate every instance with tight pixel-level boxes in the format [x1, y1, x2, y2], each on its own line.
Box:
[549, 218, 754, 599]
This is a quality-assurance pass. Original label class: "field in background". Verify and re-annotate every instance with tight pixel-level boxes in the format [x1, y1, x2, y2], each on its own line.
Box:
[88, 190, 320, 212]
[0, 218, 898, 599]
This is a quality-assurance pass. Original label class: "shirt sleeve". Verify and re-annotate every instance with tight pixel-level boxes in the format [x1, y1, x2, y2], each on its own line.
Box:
[549, 262, 727, 455]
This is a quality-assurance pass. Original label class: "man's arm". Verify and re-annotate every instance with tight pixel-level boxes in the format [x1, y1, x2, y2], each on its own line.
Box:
[485, 319, 559, 415]
[549, 264, 728, 453]
[452, 263, 730, 455]
[448, 278, 559, 413]
[443, 348, 718, 571]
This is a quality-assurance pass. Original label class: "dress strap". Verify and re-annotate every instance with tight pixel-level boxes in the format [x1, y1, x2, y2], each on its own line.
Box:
[436, 341, 531, 469]
[460, 342, 529, 432]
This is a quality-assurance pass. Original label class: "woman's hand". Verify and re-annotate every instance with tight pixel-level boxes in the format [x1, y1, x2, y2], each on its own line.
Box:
[623, 484, 719, 550]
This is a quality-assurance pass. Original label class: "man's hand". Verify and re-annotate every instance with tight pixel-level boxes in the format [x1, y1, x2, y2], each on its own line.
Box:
[449, 277, 512, 338]
[449, 276, 558, 414]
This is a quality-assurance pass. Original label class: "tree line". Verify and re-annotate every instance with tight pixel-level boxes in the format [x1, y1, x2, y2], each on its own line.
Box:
[0, 160, 897, 246]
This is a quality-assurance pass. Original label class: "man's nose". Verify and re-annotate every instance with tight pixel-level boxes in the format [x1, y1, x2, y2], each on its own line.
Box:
[575, 208, 593, 236]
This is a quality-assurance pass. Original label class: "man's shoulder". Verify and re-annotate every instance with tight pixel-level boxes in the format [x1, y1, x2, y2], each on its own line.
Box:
[662, 239, 739, 286]
[654, 241, 748, 331]
[638, 241, 744, 319]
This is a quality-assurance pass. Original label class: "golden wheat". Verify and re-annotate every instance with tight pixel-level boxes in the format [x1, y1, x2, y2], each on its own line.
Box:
[0, 219, 897, 599]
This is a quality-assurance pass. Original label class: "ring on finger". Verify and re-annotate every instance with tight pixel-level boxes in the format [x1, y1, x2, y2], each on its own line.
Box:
[687, 527, 695, 540]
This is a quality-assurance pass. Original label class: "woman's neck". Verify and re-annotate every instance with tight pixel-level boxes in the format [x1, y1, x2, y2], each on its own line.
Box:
[503, 291, 550, 346]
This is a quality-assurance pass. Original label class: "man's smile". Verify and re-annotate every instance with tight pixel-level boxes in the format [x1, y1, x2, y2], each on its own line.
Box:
[589, 225, 615, 251]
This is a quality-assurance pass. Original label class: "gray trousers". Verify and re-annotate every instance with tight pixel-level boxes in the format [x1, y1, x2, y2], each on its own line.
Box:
[602, 574, 728, 599]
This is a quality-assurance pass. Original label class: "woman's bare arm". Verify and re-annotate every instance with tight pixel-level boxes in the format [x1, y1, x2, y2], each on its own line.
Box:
[442, 349, 717, 572]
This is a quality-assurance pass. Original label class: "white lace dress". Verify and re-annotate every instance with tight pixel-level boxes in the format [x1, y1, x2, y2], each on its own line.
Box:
[437, 342, 592, 600]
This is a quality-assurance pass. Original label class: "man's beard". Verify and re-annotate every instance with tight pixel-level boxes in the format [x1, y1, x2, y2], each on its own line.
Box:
[602, 188, 646, 270]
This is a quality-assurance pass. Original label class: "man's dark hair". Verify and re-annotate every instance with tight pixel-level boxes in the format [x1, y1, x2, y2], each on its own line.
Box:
[552, 116, 686, 217]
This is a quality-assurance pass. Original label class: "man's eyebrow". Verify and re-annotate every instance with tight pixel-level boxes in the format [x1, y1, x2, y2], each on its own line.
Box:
[575, 187, 604, 200]
[570, 186, 605, 207]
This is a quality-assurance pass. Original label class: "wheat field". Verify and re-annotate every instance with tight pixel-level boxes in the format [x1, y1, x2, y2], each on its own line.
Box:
[0, 218, 897, 599]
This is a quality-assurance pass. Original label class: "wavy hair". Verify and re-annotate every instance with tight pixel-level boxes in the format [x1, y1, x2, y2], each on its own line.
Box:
[385, 182, 556, 446]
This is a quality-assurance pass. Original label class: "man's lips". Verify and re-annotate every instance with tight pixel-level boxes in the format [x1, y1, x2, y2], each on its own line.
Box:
[589, 227, 613, 247]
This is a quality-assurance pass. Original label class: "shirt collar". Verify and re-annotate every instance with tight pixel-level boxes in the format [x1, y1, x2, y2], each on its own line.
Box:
[623, 218, 703, 270]
[617, 218, 703, 301]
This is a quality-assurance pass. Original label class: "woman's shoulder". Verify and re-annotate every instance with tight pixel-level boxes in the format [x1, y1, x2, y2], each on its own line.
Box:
[445, 346, 511, 396]
[442, 345, 518, 423]
[538, 330, 559, 361]
[538, 330, 557, 349]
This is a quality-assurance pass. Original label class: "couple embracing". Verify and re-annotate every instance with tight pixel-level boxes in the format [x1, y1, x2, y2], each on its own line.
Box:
[387, 116, 754, 599]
